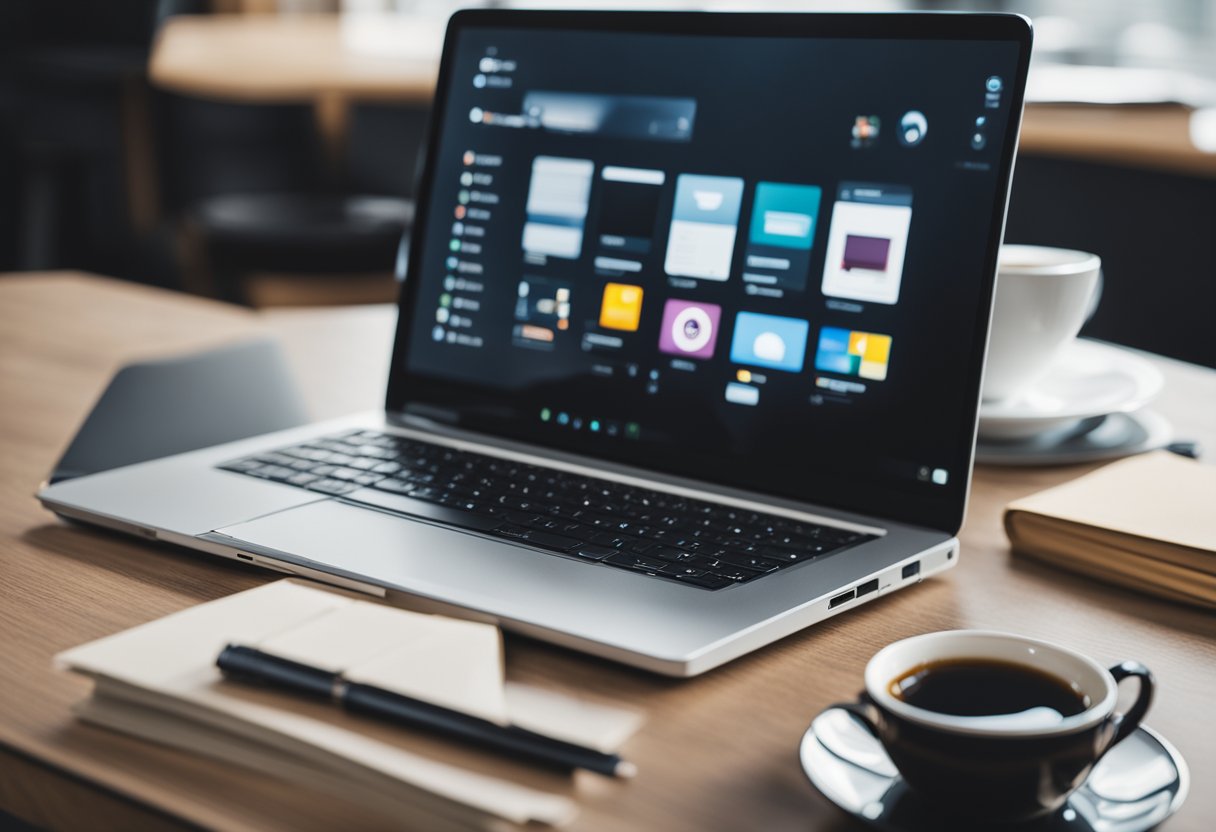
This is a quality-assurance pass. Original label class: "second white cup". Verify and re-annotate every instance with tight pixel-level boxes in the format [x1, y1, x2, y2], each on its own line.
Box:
[982, 245, 1101, 403]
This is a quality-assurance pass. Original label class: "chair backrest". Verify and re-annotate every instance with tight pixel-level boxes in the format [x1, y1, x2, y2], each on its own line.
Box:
[342, 102, 431, 199]
[153, 94, 328, 216]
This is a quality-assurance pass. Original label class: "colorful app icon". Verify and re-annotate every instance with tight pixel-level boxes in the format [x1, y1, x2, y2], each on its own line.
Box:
[851, 115, 880, 149]
[821, 182, 913, 305]
[513, 276, 571, 349]
[729, 312, 809, 373]
[664, 173, 744, 281]
[599, 283, 644, 331]
[814, 326, 892, 381]
[658, 299, 722, 359]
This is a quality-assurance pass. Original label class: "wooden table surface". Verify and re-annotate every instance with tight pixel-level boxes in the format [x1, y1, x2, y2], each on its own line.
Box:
[1, 272, 1213, 831]
[149, 13, 440, 103]
[148, 14, 1216, 178]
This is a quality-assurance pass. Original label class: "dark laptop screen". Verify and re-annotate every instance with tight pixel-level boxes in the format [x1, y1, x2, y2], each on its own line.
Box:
[391, 13, 1029, 533]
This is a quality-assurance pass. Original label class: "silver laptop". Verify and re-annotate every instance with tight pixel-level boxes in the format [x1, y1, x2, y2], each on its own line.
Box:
[39, 10, 1031, 677]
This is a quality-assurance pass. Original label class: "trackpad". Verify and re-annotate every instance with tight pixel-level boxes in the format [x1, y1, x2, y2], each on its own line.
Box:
[211, 498, 689, 631]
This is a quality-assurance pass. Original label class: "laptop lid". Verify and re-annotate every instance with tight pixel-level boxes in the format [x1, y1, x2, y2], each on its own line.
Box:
[387, 10, 1031, 535]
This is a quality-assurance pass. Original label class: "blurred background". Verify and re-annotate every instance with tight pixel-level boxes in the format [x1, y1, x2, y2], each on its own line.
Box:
[1, 0, 1213, 364]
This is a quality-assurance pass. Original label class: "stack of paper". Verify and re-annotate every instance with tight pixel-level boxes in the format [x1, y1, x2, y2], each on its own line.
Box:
[55, 580, 644, 830]
[1004, 452, 1216, 609]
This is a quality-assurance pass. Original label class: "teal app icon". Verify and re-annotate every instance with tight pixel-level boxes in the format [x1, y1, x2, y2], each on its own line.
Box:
[748, 182, 822, 250]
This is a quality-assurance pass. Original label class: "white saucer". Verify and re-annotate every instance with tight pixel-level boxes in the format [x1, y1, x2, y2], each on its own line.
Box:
[975, 410, 1172, 466]
[979, 341, 1164, 441]
[801, 707, 1189, 832]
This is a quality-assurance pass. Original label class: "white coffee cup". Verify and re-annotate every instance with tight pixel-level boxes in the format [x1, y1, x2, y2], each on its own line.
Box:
[982, 245, 1102, 403]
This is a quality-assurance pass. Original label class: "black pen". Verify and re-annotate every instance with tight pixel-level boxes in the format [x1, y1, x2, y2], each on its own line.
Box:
[216, 644, 636, 778]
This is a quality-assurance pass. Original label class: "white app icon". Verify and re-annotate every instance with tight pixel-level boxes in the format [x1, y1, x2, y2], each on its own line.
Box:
[762, 211, 812, 239]
[752, 331, 787, 363]
[692, 190, 725, 212]
[898, 110, 927, 146]
[671, 306, 714, 353]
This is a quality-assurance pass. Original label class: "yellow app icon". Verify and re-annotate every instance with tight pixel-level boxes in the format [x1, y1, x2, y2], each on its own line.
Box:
[599, 283, 644, 331]
[848, 330, 892, 380]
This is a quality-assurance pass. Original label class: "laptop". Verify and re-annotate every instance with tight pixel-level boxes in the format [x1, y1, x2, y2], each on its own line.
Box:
[39, 10, 1031, 677]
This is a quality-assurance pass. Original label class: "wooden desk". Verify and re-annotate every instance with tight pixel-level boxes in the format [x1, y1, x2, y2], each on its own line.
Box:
[1020, 104, 1216, 179]
[1, 272, 1213, 831]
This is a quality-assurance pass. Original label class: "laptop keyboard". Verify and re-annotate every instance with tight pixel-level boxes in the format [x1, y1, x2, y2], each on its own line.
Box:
[217, 429, 874, 591]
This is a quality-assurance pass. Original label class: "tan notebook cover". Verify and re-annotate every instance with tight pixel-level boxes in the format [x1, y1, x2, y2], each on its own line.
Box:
[55, 580, 645, 828]
[1005, 452, 1216, 608]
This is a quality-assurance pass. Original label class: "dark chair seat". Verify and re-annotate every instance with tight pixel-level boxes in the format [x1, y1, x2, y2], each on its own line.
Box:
[190, 194, 414, 279]
[155, 90, 426, 302]
[195, 193, 412, 246]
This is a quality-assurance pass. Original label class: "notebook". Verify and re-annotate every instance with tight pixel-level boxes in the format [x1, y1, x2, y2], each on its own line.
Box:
[1004, 452, 1216, 609]
[55, 580, 644, 829]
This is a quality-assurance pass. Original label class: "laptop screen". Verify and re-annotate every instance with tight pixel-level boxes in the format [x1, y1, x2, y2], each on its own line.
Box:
[391, 12, 1030, 533]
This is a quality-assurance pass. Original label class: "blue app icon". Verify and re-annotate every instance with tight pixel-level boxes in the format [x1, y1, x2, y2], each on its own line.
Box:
[730, 312, 810, 373]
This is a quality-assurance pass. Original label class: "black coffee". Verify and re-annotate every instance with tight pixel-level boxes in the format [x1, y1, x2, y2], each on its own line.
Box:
[890, 658, 1089, 724]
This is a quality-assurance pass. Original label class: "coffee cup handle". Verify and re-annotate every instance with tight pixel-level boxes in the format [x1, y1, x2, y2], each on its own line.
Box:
[828, 693, 881, 739]
[1106, 660, 1155, 750]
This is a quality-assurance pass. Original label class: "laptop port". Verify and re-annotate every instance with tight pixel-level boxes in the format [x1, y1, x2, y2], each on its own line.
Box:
[856, 578, 879, 597]
[829, 589, 856, 609]
[901, 561, 921, 579]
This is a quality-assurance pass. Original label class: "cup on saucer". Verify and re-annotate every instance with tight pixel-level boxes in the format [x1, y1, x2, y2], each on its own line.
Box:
[983, 245, 1101, 404]
[822, 630, 1155, 823]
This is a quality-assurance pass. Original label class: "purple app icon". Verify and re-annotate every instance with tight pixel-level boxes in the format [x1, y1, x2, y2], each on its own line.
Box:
[659, 299, 722, 359]
[842, 234, 892, 271]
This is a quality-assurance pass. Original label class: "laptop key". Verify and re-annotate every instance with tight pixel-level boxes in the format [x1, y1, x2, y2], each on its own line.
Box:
[519, 529, 581, 551]
[590, 532, 631, 548]
[503, 511, 545, 527]
[661, 564, 706, 578]
[253, 465, 296, 481]
[255, 453, 297, 467]
[714, 564, 763, 582]
[684, 554, 725, 571]
[219, 459, 266, 473]
[716, 552, 782, 572]
[372, 478, 413, 494]
[494, 526, 580, 551]
[675, 572, 734, 590]
[649, 545, 692, 562]
[342, 488, 504, 532]
[757, 546, 815, 562]
[604, 552, 668, 572]
[574, 544, 616, 560]
[307, 479, 359, 495]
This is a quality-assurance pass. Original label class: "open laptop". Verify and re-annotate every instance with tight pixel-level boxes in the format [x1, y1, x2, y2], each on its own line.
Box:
[39, 10, 1031, 677]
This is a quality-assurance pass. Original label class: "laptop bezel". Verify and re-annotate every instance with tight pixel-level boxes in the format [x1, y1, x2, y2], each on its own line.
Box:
[385, 10, 1032, 535]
